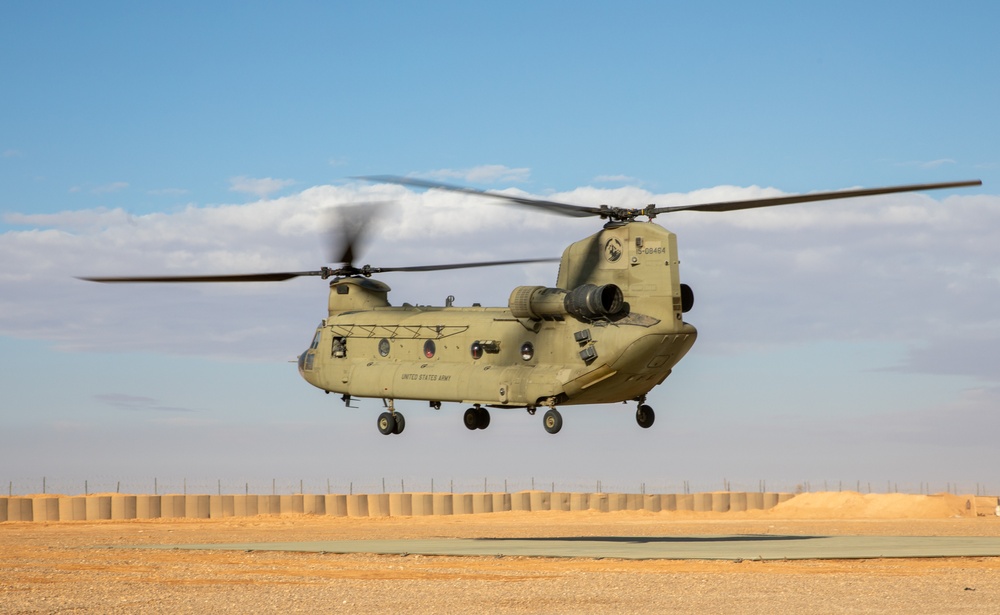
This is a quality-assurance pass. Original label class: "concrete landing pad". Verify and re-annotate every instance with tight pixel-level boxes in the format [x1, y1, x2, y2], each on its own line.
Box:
[142, 535, 1000, 560]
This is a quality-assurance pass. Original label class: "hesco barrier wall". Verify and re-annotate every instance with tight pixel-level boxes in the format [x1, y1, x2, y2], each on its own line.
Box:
[0, 491, 796, 523]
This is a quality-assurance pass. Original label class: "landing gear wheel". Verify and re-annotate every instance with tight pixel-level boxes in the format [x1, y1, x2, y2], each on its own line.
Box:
[476, 408, 491, 429]
[636, 404, 655, 429]
[377, 412, 396, 435]
[543, 408, 563, 434]
[463, 407, 479, 431]
[392, 412, 406, 434]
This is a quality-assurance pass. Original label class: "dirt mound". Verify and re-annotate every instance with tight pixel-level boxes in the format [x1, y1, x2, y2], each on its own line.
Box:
[768, 492, 983, 519]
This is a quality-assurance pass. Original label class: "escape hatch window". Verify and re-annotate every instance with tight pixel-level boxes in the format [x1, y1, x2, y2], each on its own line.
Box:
[423, 339, 436, 358]
[332, 336, 347, 358]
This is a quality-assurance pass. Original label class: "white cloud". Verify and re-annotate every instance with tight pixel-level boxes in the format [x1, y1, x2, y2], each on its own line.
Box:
[593, 174, 637, 183]
[3, 149, 23, 158]
[422, 165, 531, 184]
[228, 175, 295, 197]
[0, 181, 996, 387]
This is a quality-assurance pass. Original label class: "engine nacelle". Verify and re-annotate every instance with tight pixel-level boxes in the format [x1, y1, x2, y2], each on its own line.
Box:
[509, 283, 624, 321]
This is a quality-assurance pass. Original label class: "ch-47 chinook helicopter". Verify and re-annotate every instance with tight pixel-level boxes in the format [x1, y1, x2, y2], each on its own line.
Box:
[82, 176, 981, 436]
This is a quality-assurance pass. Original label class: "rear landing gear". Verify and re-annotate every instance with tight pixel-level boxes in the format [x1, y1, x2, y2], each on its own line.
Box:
[463, 406, 490, 430]
[543, 408, 563, 434]
[635, 404, 655, 429]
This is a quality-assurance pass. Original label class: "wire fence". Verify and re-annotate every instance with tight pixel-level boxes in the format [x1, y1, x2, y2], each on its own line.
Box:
[3, 476, 995, 498]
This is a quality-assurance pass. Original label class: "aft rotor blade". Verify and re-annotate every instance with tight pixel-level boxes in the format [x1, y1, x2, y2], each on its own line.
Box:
[358, 175, 601, 218]
[373, 257, 559, 273]
[652, 180, 983, 215]
[78, 271, 324, 283]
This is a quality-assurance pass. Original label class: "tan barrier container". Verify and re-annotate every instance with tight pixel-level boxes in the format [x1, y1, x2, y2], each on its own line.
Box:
[234, 495, 259, 517]
[589, 493, 609, 513]
[210, 495, 235, 518]
[712, 492, 731, 513]
[433, 494, 453, 516]
[346, 494, 369, 517]
[778, 493, 795, 504]
[7, 498, 32, 521]
[511, 492, 531, 511]
[86, 496, 112, 520]
[643, 494, 661, 513]
[552, 492, 571, 512]
[660, 493, 677, 511]
[185, 495, 210, 519]
[0, 497, 7, 522]
[608, 494, 627, 512]
[325, 494, 347, 517]
[259, 495, 280, 516]
[625, 494, 643, 511]
[411, 493, 433, 516]
[529, 491, 551, 511]
[33, 497, 59, 522]
[570, 493, 590, 511]
[492, 492, 511, 512]
[280, 495, 304, 515]
[112, 495, 137, 520]
[453, 493, 473, 515]
[677, 494, 694, 511]
[763, 492, 779, 508]
[61, 496, 87, 521]
[304, 495, 325, 515]
[161, 495, 185, 518]
[472, 493, 492, 514]
[746, 492, 764, 510]
[730, 492, 748, 512]
[389, 493, 412, 516]
[693, 493, 712, 512]
[137, 495, 161, 519]
[368, 494, 390, 517]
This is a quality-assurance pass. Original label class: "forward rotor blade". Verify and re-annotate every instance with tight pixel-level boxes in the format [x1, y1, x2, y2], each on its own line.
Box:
[327, 201, 389, 266]
[373, 257, 559, 274]
[78, 271, 324, 283]
[652, 180, 983, 215]
[358, 175, 601, 218]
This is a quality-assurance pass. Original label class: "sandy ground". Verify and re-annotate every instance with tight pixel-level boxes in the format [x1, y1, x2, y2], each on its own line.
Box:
[4, 493, 1000, 614]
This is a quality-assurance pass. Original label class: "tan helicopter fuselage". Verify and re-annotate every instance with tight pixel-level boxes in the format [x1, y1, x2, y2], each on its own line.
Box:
[298, 220, 697, 409]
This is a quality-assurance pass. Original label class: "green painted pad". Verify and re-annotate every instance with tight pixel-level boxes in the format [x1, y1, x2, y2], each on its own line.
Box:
[139, 535, 1000, 560]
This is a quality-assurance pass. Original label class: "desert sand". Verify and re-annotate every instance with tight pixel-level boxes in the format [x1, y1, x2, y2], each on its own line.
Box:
[3, 492, 1000, 614]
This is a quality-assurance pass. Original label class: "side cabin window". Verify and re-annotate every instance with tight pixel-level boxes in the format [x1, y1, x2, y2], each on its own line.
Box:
[332, 336, 347, 358]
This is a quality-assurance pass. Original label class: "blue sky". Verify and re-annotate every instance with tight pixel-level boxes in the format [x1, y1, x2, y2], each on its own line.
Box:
[2, 2, 998, 496]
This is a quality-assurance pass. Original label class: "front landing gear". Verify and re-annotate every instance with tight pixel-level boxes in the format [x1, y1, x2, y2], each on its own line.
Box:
[377, 400, 405, 435]
[463, 405, 491, 430]
[635, 404, 655, 429]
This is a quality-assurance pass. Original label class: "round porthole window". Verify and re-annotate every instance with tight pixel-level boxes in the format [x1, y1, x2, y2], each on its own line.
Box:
[423, 339, 436, 358]
[378, 338, 391, 357]
[471, 341, 483, 360]
[520, 341, 534, 361]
